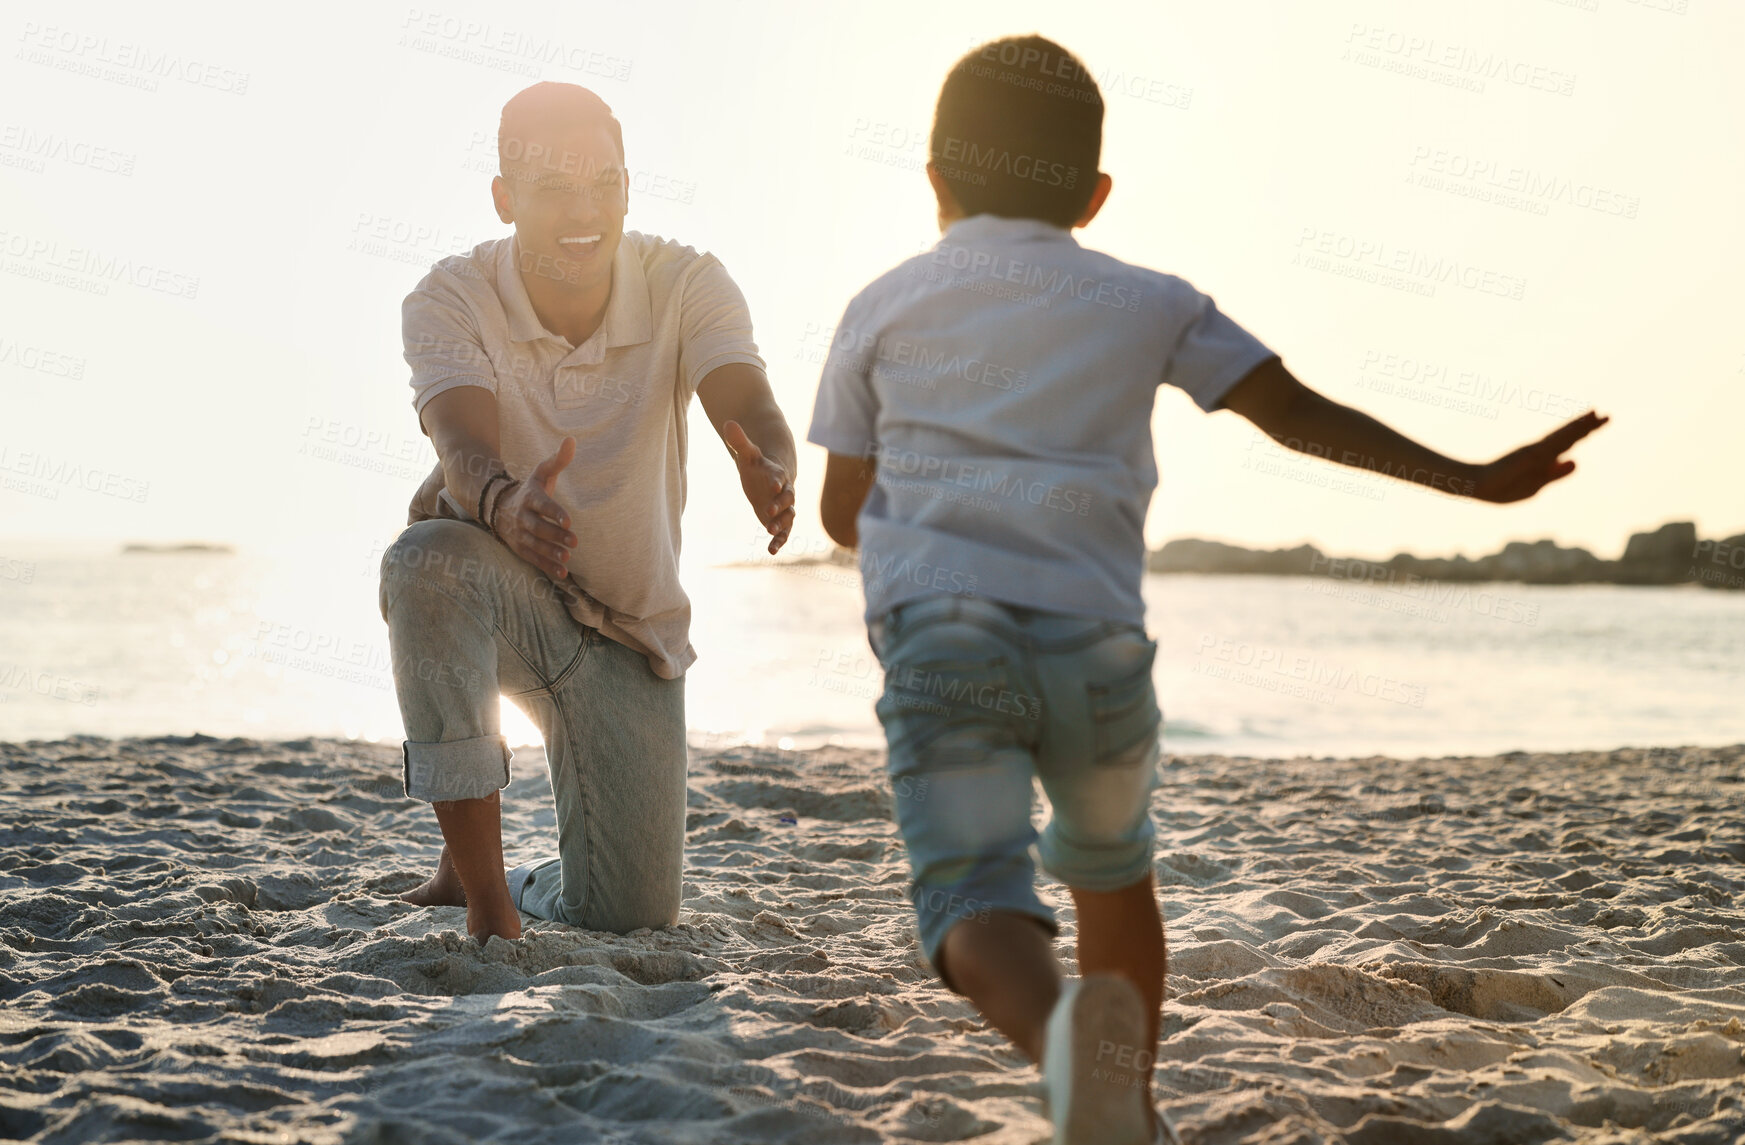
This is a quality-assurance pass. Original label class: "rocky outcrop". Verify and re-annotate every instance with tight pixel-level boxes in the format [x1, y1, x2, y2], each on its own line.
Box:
[1690, 534, 1745, 591]
[1147, 539, 1325, 576]
[1479, 540, 1611, 585]
[1379, 553, 1491, 583]
[1147, 521, 1741, 589]
[1613, 521, 1700, 585]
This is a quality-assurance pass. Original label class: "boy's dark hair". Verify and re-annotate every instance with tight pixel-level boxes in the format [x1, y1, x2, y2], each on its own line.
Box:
[929, 36, 1103, 228]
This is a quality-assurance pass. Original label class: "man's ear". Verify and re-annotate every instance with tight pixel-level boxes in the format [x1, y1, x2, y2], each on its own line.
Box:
[925, 162, 964, 230]
[491, 175, 514, 225]
[1073, 172, 1113, 229]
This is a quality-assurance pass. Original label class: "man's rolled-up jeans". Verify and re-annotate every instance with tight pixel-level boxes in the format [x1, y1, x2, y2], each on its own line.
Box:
[377, 518, 685, 932]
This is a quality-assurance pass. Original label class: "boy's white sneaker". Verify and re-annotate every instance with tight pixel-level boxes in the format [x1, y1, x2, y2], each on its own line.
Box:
[1042, 973, 1156, 1145]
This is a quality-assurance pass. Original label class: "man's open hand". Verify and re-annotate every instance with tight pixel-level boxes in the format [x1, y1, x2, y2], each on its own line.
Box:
[494, 437, 578, 580]
[723, 420, 795, 555]
[1469, 410, 1610, 503]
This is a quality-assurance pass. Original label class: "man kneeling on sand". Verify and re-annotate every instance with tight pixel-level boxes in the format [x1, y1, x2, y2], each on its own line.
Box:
[379, 82, 797, 941]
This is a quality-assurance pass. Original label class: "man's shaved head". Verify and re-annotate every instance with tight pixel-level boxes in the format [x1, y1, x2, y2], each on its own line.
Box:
[497, 82, 625, 179]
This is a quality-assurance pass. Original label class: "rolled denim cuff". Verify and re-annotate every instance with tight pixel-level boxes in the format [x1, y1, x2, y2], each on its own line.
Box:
[402, 733, 513, 802]
[505, 862, 535, 911]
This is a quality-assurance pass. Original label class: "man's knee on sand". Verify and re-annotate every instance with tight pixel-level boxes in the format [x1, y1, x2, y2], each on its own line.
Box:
[598, 853, 684, 931]
[534, 874, 682, 933]
[596, 893, 682, 934]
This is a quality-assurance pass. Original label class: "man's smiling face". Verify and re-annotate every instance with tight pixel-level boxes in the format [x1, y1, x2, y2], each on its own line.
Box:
[492, 118, 628, 294]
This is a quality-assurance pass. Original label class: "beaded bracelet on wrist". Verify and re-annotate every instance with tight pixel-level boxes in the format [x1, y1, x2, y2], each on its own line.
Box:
[486, 477, 519, 534]
[476, 471, 511, 527]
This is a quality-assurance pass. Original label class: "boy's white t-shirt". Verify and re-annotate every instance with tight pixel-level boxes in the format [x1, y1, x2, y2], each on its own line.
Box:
[806, 213, 1277, 626]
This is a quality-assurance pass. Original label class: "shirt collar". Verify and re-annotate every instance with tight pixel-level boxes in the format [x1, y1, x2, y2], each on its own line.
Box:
[497, 234, 653, 350]
[941, 213, 1077, 247]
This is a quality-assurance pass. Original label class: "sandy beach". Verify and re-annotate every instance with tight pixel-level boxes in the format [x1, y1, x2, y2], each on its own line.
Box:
[1, 735, 1741, 1144]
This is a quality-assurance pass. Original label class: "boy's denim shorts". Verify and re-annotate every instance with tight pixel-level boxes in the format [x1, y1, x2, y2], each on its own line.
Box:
[868, 594, 1163, 990]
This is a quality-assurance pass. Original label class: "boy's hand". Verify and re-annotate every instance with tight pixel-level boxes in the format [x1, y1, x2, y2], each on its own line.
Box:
[723, 419, 795, 555]
[495, 437, 579, 580]
[1468, 411, 1609, 503]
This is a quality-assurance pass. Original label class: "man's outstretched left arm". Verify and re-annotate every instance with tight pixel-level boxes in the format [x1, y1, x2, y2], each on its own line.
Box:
[698, 361, 797, 554]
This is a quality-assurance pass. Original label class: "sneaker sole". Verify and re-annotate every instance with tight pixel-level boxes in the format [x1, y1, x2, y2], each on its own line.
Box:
[1045, 973, 1153, 1145]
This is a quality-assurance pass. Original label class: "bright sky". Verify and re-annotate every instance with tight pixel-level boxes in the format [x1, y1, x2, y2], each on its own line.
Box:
[4, 0, 1740, 569]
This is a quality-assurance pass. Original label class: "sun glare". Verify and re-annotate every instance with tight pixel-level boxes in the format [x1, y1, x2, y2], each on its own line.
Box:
[499, 696, 544, 749]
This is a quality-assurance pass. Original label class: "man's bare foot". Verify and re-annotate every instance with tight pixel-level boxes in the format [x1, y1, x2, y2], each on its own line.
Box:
[419, 791, 522, 941]
[466, 894, 523, 942]
[400, 845, 467, 907]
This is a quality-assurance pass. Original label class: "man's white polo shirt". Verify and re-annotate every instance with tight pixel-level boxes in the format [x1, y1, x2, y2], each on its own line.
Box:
[401, 232, 765, 679]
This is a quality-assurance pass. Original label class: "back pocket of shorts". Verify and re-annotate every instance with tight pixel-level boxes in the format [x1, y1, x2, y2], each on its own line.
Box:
[1085, 641, 1160, 766]
[878, 655, 1017, 763]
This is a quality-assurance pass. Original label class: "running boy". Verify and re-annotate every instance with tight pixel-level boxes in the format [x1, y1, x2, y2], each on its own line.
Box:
[806, 35, 1606, 1145]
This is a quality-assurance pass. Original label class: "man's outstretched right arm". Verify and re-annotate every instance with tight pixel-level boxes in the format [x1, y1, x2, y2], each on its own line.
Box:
[420, 387, 507, 533]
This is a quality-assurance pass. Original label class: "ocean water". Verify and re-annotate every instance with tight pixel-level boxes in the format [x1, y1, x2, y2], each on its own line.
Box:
[2, 544, 1742, 760]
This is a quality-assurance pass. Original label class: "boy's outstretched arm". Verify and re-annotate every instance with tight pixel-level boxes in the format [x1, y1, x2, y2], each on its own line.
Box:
[1218, 358, 1609, 503]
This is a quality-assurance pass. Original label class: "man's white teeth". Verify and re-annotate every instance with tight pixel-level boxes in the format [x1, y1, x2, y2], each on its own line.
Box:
[560, 236, 601, 246]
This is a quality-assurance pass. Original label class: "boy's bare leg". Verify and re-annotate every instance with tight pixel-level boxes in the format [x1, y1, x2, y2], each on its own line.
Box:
[423, 791, 521, 941]
[938, 912, 1062, 1063]
[1071, 874, 1166, 1102]
[943, 880, 1164, 1102]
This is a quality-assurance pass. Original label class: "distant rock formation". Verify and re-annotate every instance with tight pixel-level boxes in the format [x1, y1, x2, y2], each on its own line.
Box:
[1692, 533, 1745, 591]
[1142, 539, 1325, 577]
[121, 542, 236, 555]
[1147, 522, 1745, 590]
[1615, 521, 1699, 585]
